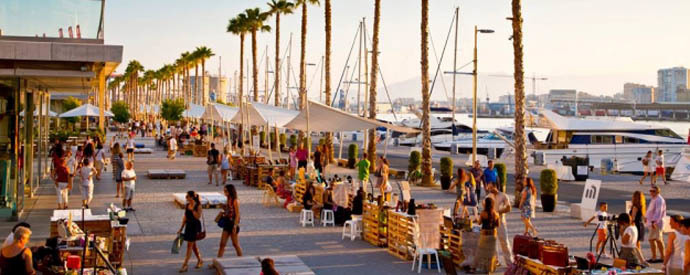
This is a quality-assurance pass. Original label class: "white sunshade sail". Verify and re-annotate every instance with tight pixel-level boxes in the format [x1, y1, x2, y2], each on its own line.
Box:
[59, 104, 114, 118]
[231, 101, 300, 127]
[283, 100, 418, 133]
[183, 103, 205, 119]
[202, 103, 239, 122]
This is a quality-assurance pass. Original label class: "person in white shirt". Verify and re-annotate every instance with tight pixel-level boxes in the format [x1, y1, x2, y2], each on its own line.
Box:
[654, 150, 668, 185]
[168, 137, 178, 160]
[121, 161, 137, 211]
[125, 136, 136, 161]
[664, 215, 686, 275]
[487, 181, 513, 265]
[639, 150, 653, 185]
[618, 213, 648, 267]
[584, 202, 611, 257]
[79, 158, 96, 208]
[94, 142, 107, 181]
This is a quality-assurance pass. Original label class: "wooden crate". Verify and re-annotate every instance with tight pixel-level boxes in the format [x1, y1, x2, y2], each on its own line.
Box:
[387, 210, 414, 260]
[363, 202, 386, 247]
[442, 228, 465, 266]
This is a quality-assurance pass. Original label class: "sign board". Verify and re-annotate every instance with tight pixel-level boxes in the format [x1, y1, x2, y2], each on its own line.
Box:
[398, 181, 411, 202]
[580, 179, 601, 210]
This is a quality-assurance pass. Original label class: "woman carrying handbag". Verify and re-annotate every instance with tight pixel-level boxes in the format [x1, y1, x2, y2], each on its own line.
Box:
[215, 184, 243, 260]
[177, 191, 205, 273]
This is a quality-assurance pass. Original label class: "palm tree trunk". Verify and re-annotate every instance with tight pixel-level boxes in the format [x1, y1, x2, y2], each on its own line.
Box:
[252, 31, 259, 102]
[512, 0, 528, 201]
[367, 0, 381, 171]
[275, 13, 281, 107]
[202, 60, 206, 105]
[324, 0, 334, 162]
[420, 0, 433, 187]
[195, 64, 200, 105]
[299, 2, 307, 110]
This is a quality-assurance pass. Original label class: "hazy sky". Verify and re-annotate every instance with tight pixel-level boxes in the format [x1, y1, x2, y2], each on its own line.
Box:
[103, 0, 690, 101]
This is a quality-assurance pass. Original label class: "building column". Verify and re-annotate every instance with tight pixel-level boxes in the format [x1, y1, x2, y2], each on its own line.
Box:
[98, 68, 106, 132]
[24, 89, 34, 198]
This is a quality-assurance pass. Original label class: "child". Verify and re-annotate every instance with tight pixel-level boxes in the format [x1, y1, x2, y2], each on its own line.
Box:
[584, 202, 610, 257]
[121, 161, 137, 211]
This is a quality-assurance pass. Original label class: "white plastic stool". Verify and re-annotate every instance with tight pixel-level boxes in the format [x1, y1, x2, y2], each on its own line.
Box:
[299, 209, 314, 227]
[321, 209, 335, 226]
[342, 217, 362, 241]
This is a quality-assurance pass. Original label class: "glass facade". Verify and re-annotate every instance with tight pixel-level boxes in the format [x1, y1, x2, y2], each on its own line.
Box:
[0, 78, 22, 218]
[0, 0, 103, 38]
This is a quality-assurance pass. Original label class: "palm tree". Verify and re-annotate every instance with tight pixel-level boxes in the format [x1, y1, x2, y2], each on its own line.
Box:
[179, 51, 192, 106]
[296, 0, 320, 110]
[124, 60, 143, 119]
[227, 14, 249, 106]
[244, 8, 271, 102]
[367, 0, 381, 171]
[420, 0, 432, 186]
[195, 46, 215, 105]
[324, 0, 334, 162]
[511, 0, 528, 200]
[267, 0, 295, 106]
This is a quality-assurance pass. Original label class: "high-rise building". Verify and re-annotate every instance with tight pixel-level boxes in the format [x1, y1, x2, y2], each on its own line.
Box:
[657, 67, 689, 102]
[623, 83, 654, 103]
[189, 74, 229, 105]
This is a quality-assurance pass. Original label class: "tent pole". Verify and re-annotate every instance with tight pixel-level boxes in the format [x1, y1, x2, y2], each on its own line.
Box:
[383, 128, 390, 158]
[276, 123, 282, 160]
[338, 131, 343, 161]
[306, 100, 311, 157]
[267, 121, 273, 162]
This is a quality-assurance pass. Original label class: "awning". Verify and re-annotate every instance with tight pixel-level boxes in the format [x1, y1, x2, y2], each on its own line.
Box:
[59, 103, 114, 118]
[231, 102, 300, 127]
[283, 100, 418, 133]
[202, 103, 239, 122]
[183, 103, 205, 119]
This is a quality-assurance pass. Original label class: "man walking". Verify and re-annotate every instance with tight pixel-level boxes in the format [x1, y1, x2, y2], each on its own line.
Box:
[168, 136, 178, 160]
[357, 153, 371, 193]
[646, 185, 666, 263]
[483, 160, 499, 199]
[121, 161, 137, 211]
[470, 160, 484, 200]
[207, 143, 221, 186]
[487, 181, 512, 265]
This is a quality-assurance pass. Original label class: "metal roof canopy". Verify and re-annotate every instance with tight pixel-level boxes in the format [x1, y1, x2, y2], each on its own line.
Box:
[0, 38, 122, 93]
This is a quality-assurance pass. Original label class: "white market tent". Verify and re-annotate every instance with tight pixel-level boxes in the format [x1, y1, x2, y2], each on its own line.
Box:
[231, 101, 300, 127]
[59, 103, 114, 118]
[183, 103, 205, 119]
[202, 103, 239, 122]
[283, 100, 418, 133]
[20, 108, 58, 117]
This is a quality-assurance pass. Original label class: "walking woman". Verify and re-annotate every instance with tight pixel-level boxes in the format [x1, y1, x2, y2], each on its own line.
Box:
[519, 178, 538, 236]
[288, 146, 297, 179]
[220, 148, 233, 186]
[216, 184, 243, 259]
[177, 191, 204, 272]
[79, 158, 96, 208]
[0, 226, 35, 275]
[630, 191, 646, 249]
[94, 141, 107, 181]
[111, 143, 125, 198]
[639, 151, 653, 185]
[472, 197, 499, 273]
[378, 158, 392, 202]
[664, 215, 685, 275]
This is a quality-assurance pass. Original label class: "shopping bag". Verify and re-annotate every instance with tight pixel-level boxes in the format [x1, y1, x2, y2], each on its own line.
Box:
[171, 234, 183, 254]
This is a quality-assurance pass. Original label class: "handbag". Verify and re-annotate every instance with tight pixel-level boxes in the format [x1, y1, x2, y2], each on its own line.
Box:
[171, 233, 183, 254]
[196, 211, 206, 240]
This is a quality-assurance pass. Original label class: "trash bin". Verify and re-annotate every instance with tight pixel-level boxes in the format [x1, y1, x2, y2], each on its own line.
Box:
[562, 156, 589, 181]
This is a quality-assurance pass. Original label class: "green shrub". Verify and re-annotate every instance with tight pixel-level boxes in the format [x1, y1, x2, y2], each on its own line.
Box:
[495, 163, 507, 192]
[87, 129, 105, 142]
[440, 157, 453, 178]
[540, 169, 558, 195]
[289, 134, 297, 147]
[259, 131, 266, 147]
[160, 98, 185, 122]
[110, 100, 130, 124]
[269, 132, 277, 149]
[347, 144, 358, 168]
[408, 151, 421, 174]
[50, 129, 79, 143]
[279, 133, 287, 147]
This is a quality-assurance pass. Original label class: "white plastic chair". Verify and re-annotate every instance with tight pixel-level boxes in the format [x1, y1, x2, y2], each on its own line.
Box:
[410, 218, 441, 273]
[321, 209, 335, 227]
[299, 209, 314, 227]
[342, 216, 362, 241]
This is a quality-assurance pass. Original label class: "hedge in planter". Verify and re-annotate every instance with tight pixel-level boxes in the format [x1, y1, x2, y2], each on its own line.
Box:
[408, 151, 421, 175]
[347, 144, 358, 168]
[259, 131, 266, 147]
[279, 133, 287, 150]
[494, 163, 507, 192]
[440, 157, 453, 190]
[539, 169, 559, 212]
[289, 134, 297, 148]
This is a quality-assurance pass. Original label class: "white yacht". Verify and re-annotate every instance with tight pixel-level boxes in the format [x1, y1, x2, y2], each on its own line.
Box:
[532, 110, 689, 173]
[433, 127, 542, 157]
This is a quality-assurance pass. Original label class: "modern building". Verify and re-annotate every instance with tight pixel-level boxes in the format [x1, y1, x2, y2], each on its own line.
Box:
[188, 74, 229, 105]
[548, 89, 577, 102]
[657, 67, 689, 102]
[0, 1, 122, 219]
[623, 83, 654, 102]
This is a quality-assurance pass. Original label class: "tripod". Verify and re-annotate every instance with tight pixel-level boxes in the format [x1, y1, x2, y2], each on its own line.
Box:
[589, 223, 619, 268]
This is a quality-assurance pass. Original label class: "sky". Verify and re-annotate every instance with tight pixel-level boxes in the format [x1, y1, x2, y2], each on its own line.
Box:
[97, 0, 690, 102]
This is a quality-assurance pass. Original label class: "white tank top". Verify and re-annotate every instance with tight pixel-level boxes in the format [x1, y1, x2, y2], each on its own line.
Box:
[669, 230, 686, 269]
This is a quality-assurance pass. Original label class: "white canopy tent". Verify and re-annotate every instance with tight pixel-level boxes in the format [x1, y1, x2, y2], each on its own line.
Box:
[59, 104, 114, 118]
[202, 103, 239, 122]
[183, 103, 205, 119]
[231, 101, 300, 127]
[20, 107, 58, 117]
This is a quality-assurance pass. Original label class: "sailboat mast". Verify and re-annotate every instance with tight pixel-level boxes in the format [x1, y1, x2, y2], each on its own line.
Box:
[452, 7, 459, 140]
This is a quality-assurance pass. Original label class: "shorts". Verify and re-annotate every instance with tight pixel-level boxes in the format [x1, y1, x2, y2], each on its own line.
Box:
[56, 182, 69, 204]
[597, 228, 607, 242]
[94, 160, 104, 171]
[222, 218, 240, 233]
[643, 165, 650, 173]
[298, 160, 307, 169]
[208, 164, 219, 173]
[647, 224, 662, 240]
[127, 148, 134, 154]
[125, 185, 135, 200]
[655, 167, 665, 176]
[81, 183, 94, 201]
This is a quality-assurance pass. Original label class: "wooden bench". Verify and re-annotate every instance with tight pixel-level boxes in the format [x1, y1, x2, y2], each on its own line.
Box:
[147, 169, 186, 179]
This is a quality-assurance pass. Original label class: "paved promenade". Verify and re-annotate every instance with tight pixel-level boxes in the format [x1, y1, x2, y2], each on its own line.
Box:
[1, 136, 674, 274]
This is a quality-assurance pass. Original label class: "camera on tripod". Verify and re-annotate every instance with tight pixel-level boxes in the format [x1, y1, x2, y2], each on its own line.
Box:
[597, 214, 619, 222]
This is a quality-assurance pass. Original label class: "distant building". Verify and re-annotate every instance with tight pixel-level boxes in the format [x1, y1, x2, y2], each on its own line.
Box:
[189, 74, 229, 105]
[632, 86, 654, 103]
[376, 103, 392, 113]
[676, 87, 690, 102]
[549, 89, 577, 102]
[657, 67, 689, 102]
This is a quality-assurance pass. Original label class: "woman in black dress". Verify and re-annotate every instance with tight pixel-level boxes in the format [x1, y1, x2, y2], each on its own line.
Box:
[630, 191, 646, 249]
[216, 184, 243, 258]
[177, 191, 203, 272]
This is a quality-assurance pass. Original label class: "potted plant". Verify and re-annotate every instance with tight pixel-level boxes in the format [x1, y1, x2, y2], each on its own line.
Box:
[539, 169, 558, 212]
[440, 157, 453, 190]
[495, 163, 507, 192]
[347, 144, 358, 168]
[289, 134, 297, 148]
[259, 131, 266, 148]
[408, 151, 422, 184]
[279, 133, 287, 151]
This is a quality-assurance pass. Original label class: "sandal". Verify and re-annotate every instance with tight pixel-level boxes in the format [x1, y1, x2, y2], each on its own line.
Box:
[179, 264, 188, 273]
[195, 260, 203, 269]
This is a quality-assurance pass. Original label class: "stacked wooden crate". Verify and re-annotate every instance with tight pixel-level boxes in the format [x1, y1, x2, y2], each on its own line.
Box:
[362, 202, 384, 247]
[386, 211, 414, 260]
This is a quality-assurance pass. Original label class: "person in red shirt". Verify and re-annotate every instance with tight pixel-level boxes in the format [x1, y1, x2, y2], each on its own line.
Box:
[296, 143, 308, 170]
